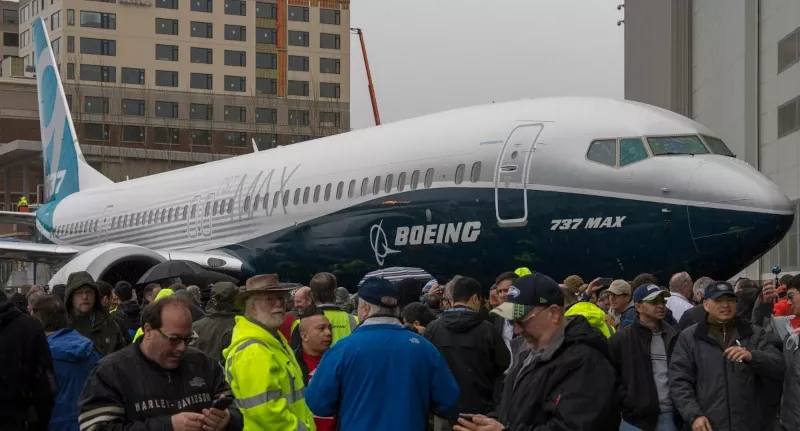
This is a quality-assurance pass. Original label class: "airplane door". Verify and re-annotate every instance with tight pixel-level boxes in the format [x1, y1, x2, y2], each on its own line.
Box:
[494, 123, 544, 227]
[100, 205, 113, 241]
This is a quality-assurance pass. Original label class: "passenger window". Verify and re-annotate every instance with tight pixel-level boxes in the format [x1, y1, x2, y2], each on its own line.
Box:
[294, 188, 301, 206]
[424, 168, 434, 188]
[372, 176, 381, 195]
[324, 183, 331, 201]
[398, 172, 406, 191]
[470, 162, 482, 183]
[183, 205, 188, 219]
[336, 181, 343, 199]
[111, 217, 116, 228]
[587, 140, 617, 167]
[303, 186, 310, 204]
[227, 199, 233, 213]
[619, 138, 649, 167]
[273, 191, 280, 208]
[313, 185, 320, 203]
[148, 211, 153, 224]
[204, 203, 210, 217]
[168, 208, 174, 221]
[410, 170, 420, 190]
[213, 201, 219, 216]
[360, 178, 369, 196]
[136, 214, 141, 226]
[190, 205, 196, 218]
[254, 194, 260, 210]
[384, 174, 393, 193]
[244, 196, 251, 211]
[455, 164, 465, 185]
[282, 191, 290, 207]
[263, 193, 269, 210]
[348, 180, 355, 198]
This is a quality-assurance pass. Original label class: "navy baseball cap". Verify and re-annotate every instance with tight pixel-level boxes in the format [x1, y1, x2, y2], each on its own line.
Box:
[358, 277, 399, 308]
[490, 273, 563, 321]
[633, 283, 670, 303]
[704, 281, 736, 300]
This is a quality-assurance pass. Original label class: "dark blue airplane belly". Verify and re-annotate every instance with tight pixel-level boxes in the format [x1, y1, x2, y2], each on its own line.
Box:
[224, 187, 768, 289]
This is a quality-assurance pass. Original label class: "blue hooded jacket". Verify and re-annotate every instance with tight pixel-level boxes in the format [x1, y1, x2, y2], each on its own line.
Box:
[47, 328, 101, 431]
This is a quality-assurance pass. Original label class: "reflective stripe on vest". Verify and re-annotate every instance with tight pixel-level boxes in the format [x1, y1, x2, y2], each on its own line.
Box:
[225, 338, 306, 409]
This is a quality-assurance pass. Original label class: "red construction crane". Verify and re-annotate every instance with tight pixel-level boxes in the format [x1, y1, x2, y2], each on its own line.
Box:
[350, 28, 381, 126]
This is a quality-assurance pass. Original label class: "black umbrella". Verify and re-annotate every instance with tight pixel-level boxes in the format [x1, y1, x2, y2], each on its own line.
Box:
[137, 260, 238, 286]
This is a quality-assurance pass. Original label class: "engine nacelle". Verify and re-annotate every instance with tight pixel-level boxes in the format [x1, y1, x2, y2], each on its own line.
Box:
[48, 243, 166, 287]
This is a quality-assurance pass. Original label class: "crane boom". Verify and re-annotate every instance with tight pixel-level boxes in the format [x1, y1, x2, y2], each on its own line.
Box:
[350, 28, 381, 126]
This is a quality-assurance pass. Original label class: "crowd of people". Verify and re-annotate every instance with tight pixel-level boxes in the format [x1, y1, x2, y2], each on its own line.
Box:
[1, 266, 799, 431]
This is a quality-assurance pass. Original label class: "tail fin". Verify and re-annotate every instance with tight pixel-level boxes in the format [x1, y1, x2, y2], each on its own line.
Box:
[32, 17, 111, 204]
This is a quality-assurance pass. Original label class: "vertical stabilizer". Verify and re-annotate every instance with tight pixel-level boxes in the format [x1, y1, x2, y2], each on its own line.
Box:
[32, 17, 112, 204]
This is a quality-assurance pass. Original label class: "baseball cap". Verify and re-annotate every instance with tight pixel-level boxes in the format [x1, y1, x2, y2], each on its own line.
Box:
[633, 283, 670, 303]
[490, 273, 563, 321]
[358, 277, 399, 308]
[704, 281, 736, 300]
[210, 281, 239, 305]
[421, 279, 439, 293]
[563, 275, 584, 291]
[607, 279, 631, 296]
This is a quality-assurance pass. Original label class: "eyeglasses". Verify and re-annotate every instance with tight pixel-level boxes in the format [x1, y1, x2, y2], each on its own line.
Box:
[157, 329, 198, 346]
[513, 306, 551, 326]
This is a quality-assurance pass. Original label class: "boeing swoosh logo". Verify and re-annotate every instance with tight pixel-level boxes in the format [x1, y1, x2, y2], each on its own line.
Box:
[369, 220, 400, 266]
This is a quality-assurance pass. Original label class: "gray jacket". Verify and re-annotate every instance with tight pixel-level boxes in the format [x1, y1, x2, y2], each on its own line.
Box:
[766, 316, 800, 430]
[669, 317, 784, 431]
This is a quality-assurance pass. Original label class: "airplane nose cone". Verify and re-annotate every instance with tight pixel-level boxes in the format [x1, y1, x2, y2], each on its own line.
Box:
[686, 158, 794, 279]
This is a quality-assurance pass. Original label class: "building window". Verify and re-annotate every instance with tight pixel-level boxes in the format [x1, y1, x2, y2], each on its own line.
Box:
[224, 50, 246, 67]
[154, 127, 179, 144]
[319, 111, 340, 127]
[257, 28, 277, 44]
[121, 67, 145, 85]
[81, 11, 116, 29]
[779, 29, 800, 74]
[81, 37, 116, 56]
[320, 58, 340, 74]
[224, 105, 246, 122]
[225, 24, 246, 41]
[288, 55, 309, 71]
[191, 47, 213, 64]
[288, 110, 309, 126]
[778, 97, 799, 138]
[156, 44, 179, 61]
[66, 9, 74, 25]
[122, 125, 144, 143]
[190, 73, 213, 90]
[20, 30, 29, 48]
[320, 8, 340, 25]
[255, 108, 277, 124]
[288, 6, 308, 22]
[191, 21, 213, 38]
[67, 36, 74, 52]
[320, 82, 340, 99]
[288, 80, 309, 96]
[320, 33, 340, 49]
[256, 2, 277, 19]
[191, 0, 212, 13]
[122, 99, 145, 116]
[52, 38, 60, 55]
[3, 32, 19, 48]
[224, 75, 246, 92]
[50, 10, 61, 30]
[190, 103, 213, 120]
[155, 18, 179, 35]
[80, 65, 116, 82]
[222, 131, 246, 147]
[155, 70, 179, 87]
[287, 135, 311, 145]
[67, 63, 74, 79]
[254, 133, 277, 149]
[288, 30, 309, 47]
[84, 123, 109, 141]
[156, 0, 178, 9]
[191, 129, 212, 145]
[225, 0, 246, 16]
[155, 101, 179, 118]
[84, 96, 109, 114]
[2, 9, 18, 24]
[256, 53, 277, 69]
[256, 78, 277, 95]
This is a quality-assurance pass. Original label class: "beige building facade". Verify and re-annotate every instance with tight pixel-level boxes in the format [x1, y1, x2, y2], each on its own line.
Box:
[1, 0, 19, 61]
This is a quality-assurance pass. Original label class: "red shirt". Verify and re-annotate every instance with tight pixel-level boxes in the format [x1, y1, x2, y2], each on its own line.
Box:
[774, 299, 794, 317]
[280, 313, 297, 341]
[302, 352, 335, 431]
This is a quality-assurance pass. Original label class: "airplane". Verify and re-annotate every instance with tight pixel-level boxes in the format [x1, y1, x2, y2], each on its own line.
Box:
[0, 17, 792, 290]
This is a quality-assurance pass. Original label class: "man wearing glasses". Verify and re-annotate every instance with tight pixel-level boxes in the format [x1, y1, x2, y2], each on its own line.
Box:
[456, 272, 619, 431]
[79, 295, 243, 431]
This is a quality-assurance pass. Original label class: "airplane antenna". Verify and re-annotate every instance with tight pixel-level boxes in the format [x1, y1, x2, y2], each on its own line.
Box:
[252, 138, 259, 152]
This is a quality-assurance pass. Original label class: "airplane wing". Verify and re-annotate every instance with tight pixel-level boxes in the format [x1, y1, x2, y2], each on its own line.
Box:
[0, 241, 83, 264]
[0, 211, 37, 226]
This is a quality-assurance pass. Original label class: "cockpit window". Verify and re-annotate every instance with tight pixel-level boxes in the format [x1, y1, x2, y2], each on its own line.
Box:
[647, 135, 709, 156]
[619, 138, 649, 166]
[587, 139, 617, 166]
[701, 135, 735, 157]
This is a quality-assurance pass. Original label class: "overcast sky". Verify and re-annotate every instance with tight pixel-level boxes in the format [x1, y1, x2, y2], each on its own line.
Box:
[348, 0, 625, 129]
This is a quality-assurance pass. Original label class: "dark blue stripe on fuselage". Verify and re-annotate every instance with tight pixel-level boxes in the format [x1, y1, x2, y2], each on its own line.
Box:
[219, 187, 792, 289]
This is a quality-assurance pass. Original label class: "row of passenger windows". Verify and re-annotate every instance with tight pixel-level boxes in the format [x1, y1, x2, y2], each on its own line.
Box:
[55, 162, 483, 237]
[586, 134, 734, 167]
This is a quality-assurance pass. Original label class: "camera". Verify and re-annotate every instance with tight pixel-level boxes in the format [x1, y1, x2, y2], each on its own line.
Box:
[772, 264, 782, 275]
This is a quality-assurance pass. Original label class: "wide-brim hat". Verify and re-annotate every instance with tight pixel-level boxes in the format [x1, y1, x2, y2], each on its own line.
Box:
[234, 274, 293, 310]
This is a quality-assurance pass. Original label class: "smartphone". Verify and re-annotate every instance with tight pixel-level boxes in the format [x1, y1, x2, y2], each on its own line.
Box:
[599, 278, 613, 288]
[211, 397, 233, 410]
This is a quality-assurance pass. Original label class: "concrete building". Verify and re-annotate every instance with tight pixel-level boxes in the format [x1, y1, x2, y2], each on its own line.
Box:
[624, 0, 800, 279]
[1, 0, 19, 61]
[11, 0, 350, 151]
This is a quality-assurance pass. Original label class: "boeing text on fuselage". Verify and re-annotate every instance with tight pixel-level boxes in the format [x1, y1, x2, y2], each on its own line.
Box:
[369, 220, 482, 266]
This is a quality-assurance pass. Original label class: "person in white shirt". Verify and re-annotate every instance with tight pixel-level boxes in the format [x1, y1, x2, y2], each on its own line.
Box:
[666, 272, 694, 322]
